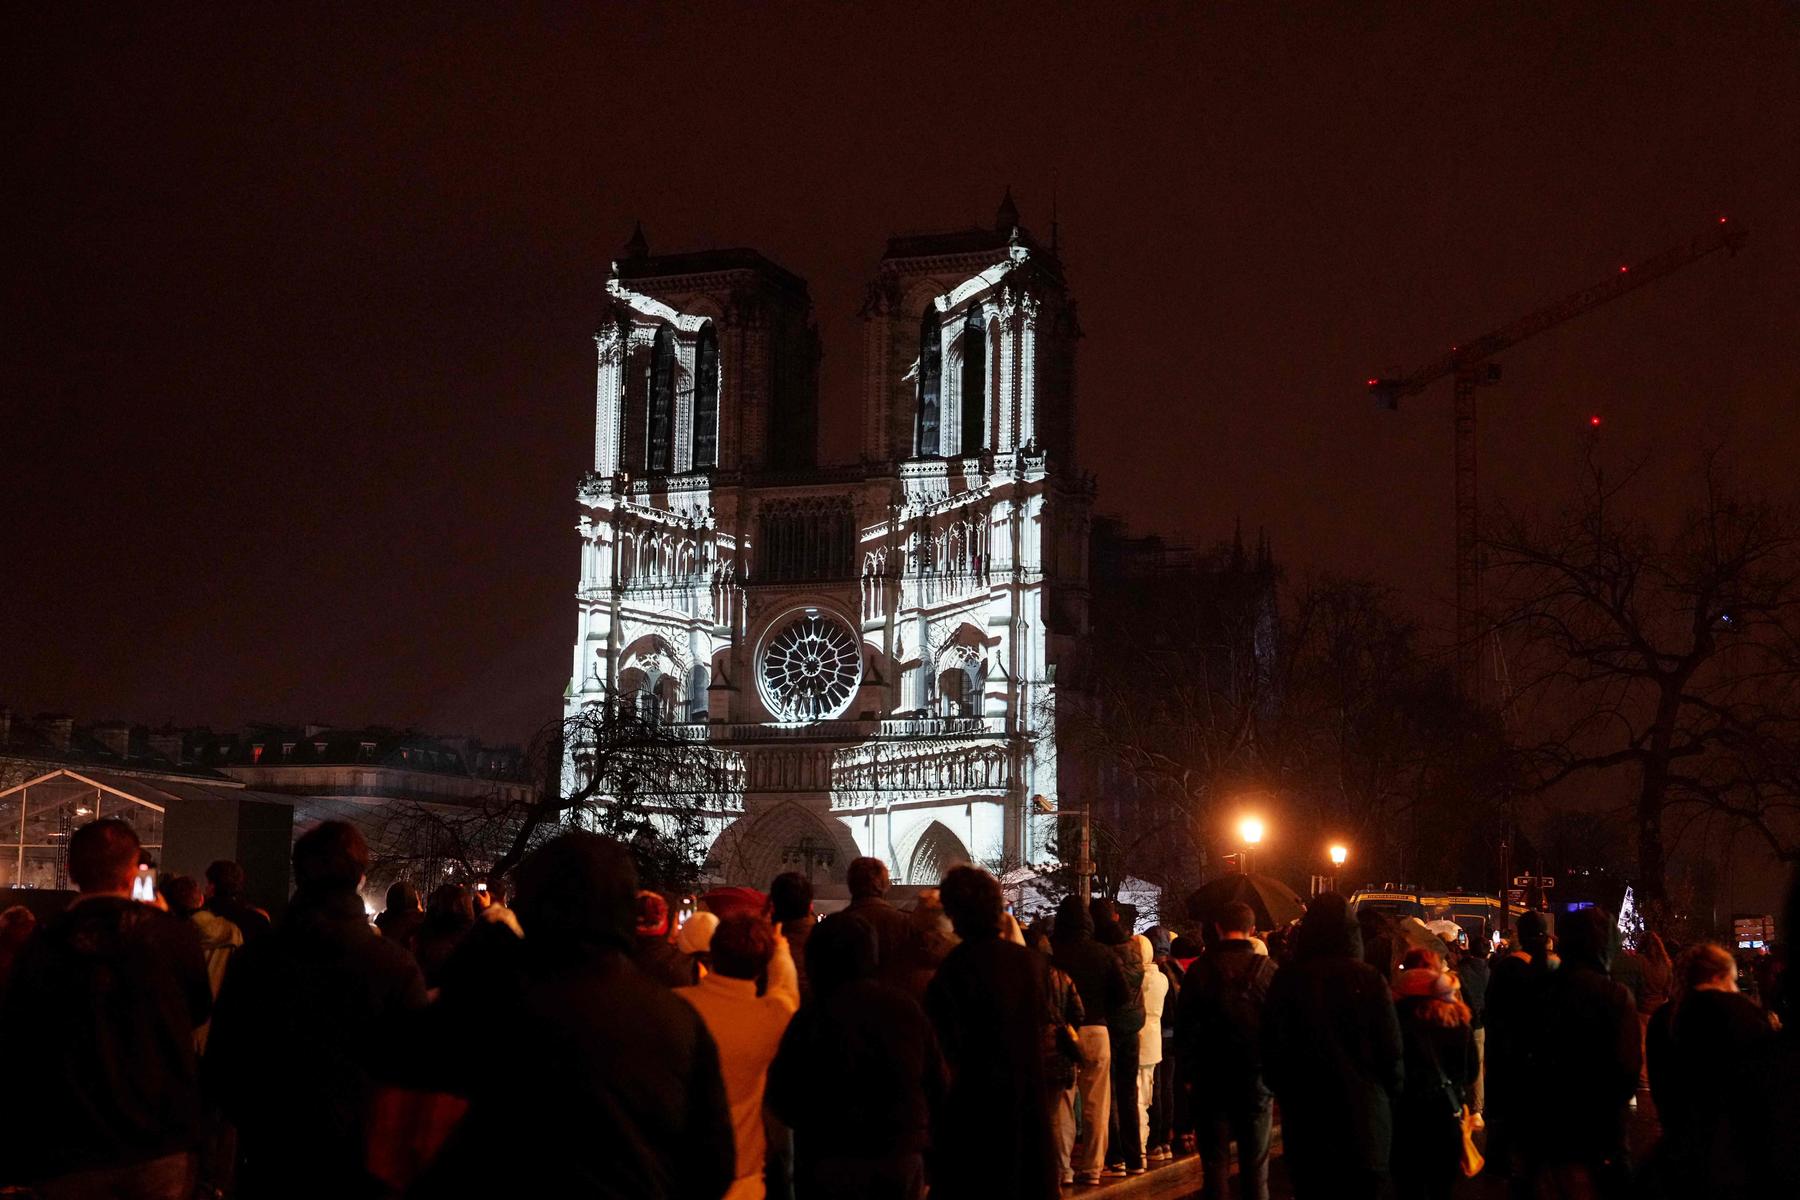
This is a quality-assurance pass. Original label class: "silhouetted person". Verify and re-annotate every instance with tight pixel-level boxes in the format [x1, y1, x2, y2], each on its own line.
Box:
[205, 859, 271, 943]
[205, 821, 428, 1199]
[401, 831, 735, 1198]
[768, 915, 948, 1200]
[1390, 952, 1477, 1200]
[1482, 909, 1552, 1174]
[1514, 907, 1639, 1199]
[0, 904, 37, 999]
[1092, 897, 1146, 1175]
[923, 866, 1057, 1200]
[414, 882, 476, 989]
[770, 870, 816, 1003]
[0, 819, 211, 1198]
[822, 856, 913, 992]
[1262, 892, 1403, 1200]
[634, 889, 698, 988]
[1051, 894, 1128, 1185]
[374, 880, 424, 953]
[1177, 901, 1278, 1200]
[1647, 942, 1775, 1198]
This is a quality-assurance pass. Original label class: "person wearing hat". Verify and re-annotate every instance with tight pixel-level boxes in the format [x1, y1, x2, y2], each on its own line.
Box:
[1390, 950, 1477, 1200]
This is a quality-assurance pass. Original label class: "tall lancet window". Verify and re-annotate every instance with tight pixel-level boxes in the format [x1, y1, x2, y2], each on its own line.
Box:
[692, 323, 719, 469]
[915, 307, 941, 456]
[646, 326, 675, 473]
[960, 308, 986, 455]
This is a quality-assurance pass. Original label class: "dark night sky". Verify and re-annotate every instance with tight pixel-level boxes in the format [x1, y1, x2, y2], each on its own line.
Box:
[5, 3, 1798, 751]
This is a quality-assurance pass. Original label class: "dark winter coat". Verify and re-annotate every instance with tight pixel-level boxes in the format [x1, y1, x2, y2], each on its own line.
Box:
[1456, 954, 1489, 1029]
[781, 914, 815, 1003]
[768, 916, 949, 1178]
[1050, 896, 1128, 1029]
[633, 931, 699, 988]
[204, 887, 428, 1199]
[924, 936, 1059, 1200]
[1262, 896, 1404, 1174]
[824, 894, 915, 993]
[1176, 938, 1278, 1113]
[402, 929, 735, 1199]
[0, 896, 211, 1184]
[1392, 997, 1478, 1191]
[1647, 988, 1776, 1194]
[1093, 907, 1146, 1038]
[1515, 914, 1640, 1167]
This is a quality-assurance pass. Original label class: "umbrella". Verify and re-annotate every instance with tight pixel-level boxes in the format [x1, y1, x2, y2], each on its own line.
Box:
[1396, 917, 1451, 961]
[1185, 873, 1306, 932]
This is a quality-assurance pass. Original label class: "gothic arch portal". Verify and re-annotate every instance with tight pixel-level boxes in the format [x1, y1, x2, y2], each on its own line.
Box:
[904, 820, 970, 886]
[707, 803, 860, 888]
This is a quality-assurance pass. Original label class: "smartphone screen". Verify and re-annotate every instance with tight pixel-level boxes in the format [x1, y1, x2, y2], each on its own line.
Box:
[131, 866, 156, 903]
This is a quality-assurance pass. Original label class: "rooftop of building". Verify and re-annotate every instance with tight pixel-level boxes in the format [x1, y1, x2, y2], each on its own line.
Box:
[614, 227, 810, 298]
[0, 709, 528, 783]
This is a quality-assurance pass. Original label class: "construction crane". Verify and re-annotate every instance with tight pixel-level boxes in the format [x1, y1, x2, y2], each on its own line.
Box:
[1368, 216, 1749, 701]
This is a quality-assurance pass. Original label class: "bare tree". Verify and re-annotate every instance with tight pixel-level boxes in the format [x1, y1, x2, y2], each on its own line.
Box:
[376, 691, 738, 894]
[1486, 453, 1800, 925]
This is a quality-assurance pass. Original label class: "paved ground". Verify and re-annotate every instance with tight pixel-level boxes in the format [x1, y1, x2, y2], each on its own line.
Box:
[1070, 1090, 1664, 1199]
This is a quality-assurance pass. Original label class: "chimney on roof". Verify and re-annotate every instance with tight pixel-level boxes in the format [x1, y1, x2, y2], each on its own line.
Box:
[0, 708, 11, 746]
[42, 714, 73, 752]
[94, 722, 131, 758]
[149, 731, 185, 764]
[304, 723, 330, 739]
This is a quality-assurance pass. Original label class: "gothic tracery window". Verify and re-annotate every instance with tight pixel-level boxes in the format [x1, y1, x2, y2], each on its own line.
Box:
[692, 322, 719, 469]
[646, 326, 675, 473]
[915, 307, 940, 456]
[759, 610, 862, 722]
[961, 309, 985, 455]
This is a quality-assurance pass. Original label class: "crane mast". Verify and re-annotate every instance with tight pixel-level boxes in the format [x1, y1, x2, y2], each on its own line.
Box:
[1368, 217, 1748, 701]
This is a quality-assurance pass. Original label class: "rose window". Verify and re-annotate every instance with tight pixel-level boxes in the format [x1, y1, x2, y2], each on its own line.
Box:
[759, 611, 862, 721]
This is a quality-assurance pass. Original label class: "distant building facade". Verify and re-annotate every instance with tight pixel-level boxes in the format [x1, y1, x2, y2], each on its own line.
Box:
[565, 195, 1093, 887]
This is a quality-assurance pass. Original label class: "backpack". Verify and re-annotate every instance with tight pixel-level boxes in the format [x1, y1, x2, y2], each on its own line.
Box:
[1204, 954, 1272, 1100]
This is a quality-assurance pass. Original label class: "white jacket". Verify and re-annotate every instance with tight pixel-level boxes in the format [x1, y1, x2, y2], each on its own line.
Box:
[1134, 934, 1169, 1065]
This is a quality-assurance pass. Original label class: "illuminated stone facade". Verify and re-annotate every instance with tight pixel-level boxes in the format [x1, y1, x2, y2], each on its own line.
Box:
[565, 199, 1091, 888]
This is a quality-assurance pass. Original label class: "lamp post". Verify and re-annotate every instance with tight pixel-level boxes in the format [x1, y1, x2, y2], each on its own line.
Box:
[1326, 843, 1349, 895]
[1237, 815, 1265, 876]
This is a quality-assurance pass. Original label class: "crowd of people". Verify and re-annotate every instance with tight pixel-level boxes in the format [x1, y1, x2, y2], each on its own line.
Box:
[1, 816, 1796, 1200]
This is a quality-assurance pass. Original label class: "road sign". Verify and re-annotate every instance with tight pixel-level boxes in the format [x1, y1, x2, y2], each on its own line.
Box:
[1511, 875, 1556, 889]
[1506, 888, 1526, 905]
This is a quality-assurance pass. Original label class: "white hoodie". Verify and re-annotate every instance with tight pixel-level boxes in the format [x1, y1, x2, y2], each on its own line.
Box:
[1134, 934, 1169, 1065]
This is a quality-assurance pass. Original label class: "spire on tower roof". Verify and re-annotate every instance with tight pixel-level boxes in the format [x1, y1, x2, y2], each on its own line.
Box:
[622, 221, 649, 260]
[994, 186, 1018, 233]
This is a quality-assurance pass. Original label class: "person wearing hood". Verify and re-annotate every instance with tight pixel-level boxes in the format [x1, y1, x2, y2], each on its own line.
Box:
[1051, 894, 1128, 1185]
[679, 908, 721, 981]
[1142, 926, 1182, 1162]
[1512, 907, 1639, 1197]
[768, 914, 948, 1200]
[0, 819, 212, 1198]
[1091, 898, 1147, 1177]
[401, 831, 735, 1199]
[205, 822, 428, 1199]
[1390, 950, 1477, 1200]
[1261, 892, 1404, 1200]
[922, 866, 1057, 1200]
[1132, 934, 1170, 1172]
[1178, 901, 1279, 1200]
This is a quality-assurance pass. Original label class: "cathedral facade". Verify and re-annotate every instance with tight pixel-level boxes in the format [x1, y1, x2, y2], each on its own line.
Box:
[564, 196, 1091, 889]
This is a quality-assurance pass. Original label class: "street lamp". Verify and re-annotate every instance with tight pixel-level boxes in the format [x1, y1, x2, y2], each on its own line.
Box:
[1236, 815, 1265, 875]
[1322, 843, 1349, 896]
